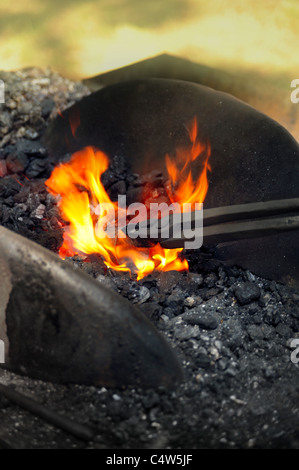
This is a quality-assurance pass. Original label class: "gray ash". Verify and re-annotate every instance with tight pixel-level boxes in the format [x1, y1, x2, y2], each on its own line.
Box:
[0, 69, 299, 449]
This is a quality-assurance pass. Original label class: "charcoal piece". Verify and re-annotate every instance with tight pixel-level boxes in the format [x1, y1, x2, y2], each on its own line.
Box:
[196, 353, 211, 369]
[203, 273, 218, 288]
[174, 325, 201, 341]
[186, 272, 204, 287]
[200, 287, 221, 301]
[184, 296, 202, 308]
[25, 159, 49, 178]
[13, 203, 28, 219]
[139, 302, 163, 321]
[45, 206, 61, 222]
[234, 283, 261, 305]
[0, 226, 182, 389]
[16, 139, 47, 158]
[109, 154, 127, 177]
[0, 145, 16, 158]
[247, 324, 265, 341]
[275, 323, 292, 338]
[289, 305, 299, 320]
[0, 159, 8, 177]
[96, 274, 118, 293]
[41, 98, 55, 118]
[100, 170, 118, 189]
[0, 111, 12, 130]
[3, 196, 14, 207]
[139, 273, 158, 288]
[108, 180, 126, 201]
[6, 152, 28, 173]
[24, 128, 39, 140]
[23, 192, 43, 211]
[227, 332, 244, 352]
[182, 310, 218, 330]
[0, 176, 21, 198]
[131, 285, 151, 304]
[29, 115, 47, 134]
[126, 186, 143, 205]
[262, 325, 276, 340]
[252, 312, 262, 324]
[165, 288, 185, 306]
[226, 362, 239, 377]
[156, 270, 181, 293]
[263, 307, 281, 327]
[216, 357, 229, 371]
[0, 205, 11, 224]
[31, 203, 45, 219]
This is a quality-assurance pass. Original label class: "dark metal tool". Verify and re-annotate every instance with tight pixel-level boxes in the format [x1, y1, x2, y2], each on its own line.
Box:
[122, 198, 299, 248]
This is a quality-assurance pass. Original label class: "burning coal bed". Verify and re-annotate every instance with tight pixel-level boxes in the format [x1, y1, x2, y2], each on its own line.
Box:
[0, 68, 299, 450]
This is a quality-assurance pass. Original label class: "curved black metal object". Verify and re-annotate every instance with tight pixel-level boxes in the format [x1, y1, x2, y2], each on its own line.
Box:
[43, 79, 299, 287]
[0, 226, 183, 388]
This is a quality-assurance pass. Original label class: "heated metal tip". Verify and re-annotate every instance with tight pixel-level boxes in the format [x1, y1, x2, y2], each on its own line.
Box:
[0, 226, 183, 389]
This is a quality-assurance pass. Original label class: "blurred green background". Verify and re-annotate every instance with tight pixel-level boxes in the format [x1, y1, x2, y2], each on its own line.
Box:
[0, 0, 299, 139]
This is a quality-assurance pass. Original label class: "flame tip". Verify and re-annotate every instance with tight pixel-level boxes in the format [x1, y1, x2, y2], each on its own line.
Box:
[46, 115, 210, 279]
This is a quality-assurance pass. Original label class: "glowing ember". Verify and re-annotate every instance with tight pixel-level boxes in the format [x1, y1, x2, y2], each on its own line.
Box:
[45, 117, 211, 280]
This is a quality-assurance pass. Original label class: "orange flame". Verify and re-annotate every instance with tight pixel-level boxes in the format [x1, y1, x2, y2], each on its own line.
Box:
[166, 117, 211, 206]
[45, 117, 210, 280]
[69, 107, 81, 138]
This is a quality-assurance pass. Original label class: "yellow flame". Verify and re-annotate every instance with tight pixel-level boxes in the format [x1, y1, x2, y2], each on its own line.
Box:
[46, 117, 210, 279]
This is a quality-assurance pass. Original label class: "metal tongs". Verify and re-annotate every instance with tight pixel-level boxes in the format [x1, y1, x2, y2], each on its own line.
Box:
[122, 198, 299, 248]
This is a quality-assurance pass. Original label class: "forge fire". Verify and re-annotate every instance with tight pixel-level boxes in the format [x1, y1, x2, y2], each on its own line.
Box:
[45, 117, 211, 280]
[0, 68, 299, 451]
